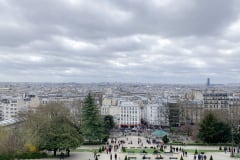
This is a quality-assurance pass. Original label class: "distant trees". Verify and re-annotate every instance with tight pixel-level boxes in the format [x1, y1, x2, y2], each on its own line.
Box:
[198, 112, 231, 143]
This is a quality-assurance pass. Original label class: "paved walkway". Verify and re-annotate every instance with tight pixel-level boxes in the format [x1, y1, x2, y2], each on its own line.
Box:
[37, 135, 238, 160]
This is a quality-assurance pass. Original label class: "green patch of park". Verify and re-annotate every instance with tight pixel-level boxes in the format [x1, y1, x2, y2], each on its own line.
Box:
[125, 148, 162, 154]
[234, 153, 240, 158]
[72, 148, 99, 152]
[185, 149, 223, 153]
[123, 148, 223, 154]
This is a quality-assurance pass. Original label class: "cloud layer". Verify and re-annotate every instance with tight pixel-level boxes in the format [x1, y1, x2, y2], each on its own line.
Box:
[0, 0, 240, 83]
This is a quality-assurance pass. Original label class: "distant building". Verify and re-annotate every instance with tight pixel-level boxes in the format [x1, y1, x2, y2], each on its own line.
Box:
[167, 100, 180, 127]
[207, 78, 210, 87]
[179, 99, 204, 125]
[0, 95, 40, 121]
[119, 101, 141, 128]
[203, 91, 231, 109]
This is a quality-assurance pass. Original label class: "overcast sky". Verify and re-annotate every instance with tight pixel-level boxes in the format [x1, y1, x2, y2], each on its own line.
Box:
[1, 0, 240, 84]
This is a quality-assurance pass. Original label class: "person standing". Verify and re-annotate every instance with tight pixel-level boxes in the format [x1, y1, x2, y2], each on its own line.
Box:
[115, 153, 117, 160]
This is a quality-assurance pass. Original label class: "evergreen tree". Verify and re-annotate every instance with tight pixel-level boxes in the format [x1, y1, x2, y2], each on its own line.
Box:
[198, 112, 231, 143]
[82, 93, 105, 143]
[209, 155, 213, 160]
[162, 135, 169, 144]
[194, 149, 198, 155]
[103, 115, 115, 132]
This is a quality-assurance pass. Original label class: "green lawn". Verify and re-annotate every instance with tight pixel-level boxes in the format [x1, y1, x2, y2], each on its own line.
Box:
[235, 153, 240, 158]
[185, 149, 223, 153]
[126, 148, 162, 154]
[125, 148, 223, 154]
[72, 148, 99, 152]
[73, 148, 223, 154]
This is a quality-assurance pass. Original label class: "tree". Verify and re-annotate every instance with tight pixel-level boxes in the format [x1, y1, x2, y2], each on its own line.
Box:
[209, 155, 213, 160]
[233, 128, 240, 145]
[198, 112, 231, 143]
[103, 115, 115, 132]
[0, 125, 28, 154]
[162, 135, 169, 144]
[23, 103, 82, 156]
[180, 155, 184, 160]
[82, 93, 105, 143]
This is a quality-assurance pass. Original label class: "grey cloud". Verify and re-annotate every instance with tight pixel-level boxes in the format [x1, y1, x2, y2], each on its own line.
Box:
[0, 0, 240, 83]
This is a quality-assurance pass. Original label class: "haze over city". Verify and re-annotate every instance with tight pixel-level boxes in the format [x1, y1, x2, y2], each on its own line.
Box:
[1, 0, 240, 83]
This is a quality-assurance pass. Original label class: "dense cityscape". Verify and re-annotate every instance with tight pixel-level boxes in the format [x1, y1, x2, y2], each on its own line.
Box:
[1, 80, 240, 159]
[1, 79, 240, 129]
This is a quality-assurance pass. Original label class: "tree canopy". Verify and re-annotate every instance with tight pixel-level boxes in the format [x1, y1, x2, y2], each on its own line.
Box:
[81, 93, 106, 143]
[103, 115, 115, 132]
[198, 112, 231, 143]
[23, 103, 82, 156]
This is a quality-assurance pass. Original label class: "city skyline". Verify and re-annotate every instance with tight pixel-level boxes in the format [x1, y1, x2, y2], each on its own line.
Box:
[1, 0, 240, 83]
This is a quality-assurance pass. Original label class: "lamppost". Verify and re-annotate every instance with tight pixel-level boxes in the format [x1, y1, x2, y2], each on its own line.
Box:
[117, 118, 120, 129]
[231, 126, 234, 157]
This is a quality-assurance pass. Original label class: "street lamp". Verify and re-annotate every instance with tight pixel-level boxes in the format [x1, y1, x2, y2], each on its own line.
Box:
[117, 118, 120, 129]
[231, 127, 234, 157]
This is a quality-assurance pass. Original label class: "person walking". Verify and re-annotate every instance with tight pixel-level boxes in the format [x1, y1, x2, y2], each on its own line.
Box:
[59, 152, 64, 160]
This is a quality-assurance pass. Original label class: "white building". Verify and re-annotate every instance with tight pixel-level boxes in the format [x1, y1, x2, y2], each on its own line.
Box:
[119, 101, 141, 128]
[143, 96, 169, 127]
[0, 95, 40, 121]
[0, 98, 18, 120]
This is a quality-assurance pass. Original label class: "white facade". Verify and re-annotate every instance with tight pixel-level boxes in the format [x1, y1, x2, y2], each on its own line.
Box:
[119, 101, 141, 128]
[145, 102, 169, 127]
[0, 95, 40, 121]
[1, 98, 18, 120]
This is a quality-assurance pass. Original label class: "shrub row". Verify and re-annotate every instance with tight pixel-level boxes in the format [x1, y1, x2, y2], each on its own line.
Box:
[0, 152, 48, 160]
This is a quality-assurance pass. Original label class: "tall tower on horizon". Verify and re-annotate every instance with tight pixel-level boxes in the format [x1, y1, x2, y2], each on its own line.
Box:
[207, 78, 210, 87]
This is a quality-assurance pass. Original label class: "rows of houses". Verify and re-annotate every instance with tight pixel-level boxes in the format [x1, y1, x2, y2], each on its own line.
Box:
[1, 88, 240, 129]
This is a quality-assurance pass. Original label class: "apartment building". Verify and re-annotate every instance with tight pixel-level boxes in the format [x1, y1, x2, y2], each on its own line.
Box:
[144, 99, 169, 127]
[0, 95, 40, 121]
[0, 98, 18, 120]
[203, 92, 231, 109]
[179, 99, 204, 125]
[119, 101, 141, 128]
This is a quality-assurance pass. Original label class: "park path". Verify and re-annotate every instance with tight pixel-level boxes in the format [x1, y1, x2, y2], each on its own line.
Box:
[35, 135, 237, 160]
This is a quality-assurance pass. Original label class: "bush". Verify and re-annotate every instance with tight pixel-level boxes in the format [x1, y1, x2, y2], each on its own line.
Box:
[122, 147, 126, 152]
[0, 154, 15, 160]
[210, 155, 213, 160]
[160, 146, 164, 152]
[162, 135, 169, 144]
[16, 152, 48, 159]
[102, 146, 105, 152]
[194, 149, 198, 155]
[153, 150, 159, 154]
[0, 152, 48, 160]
